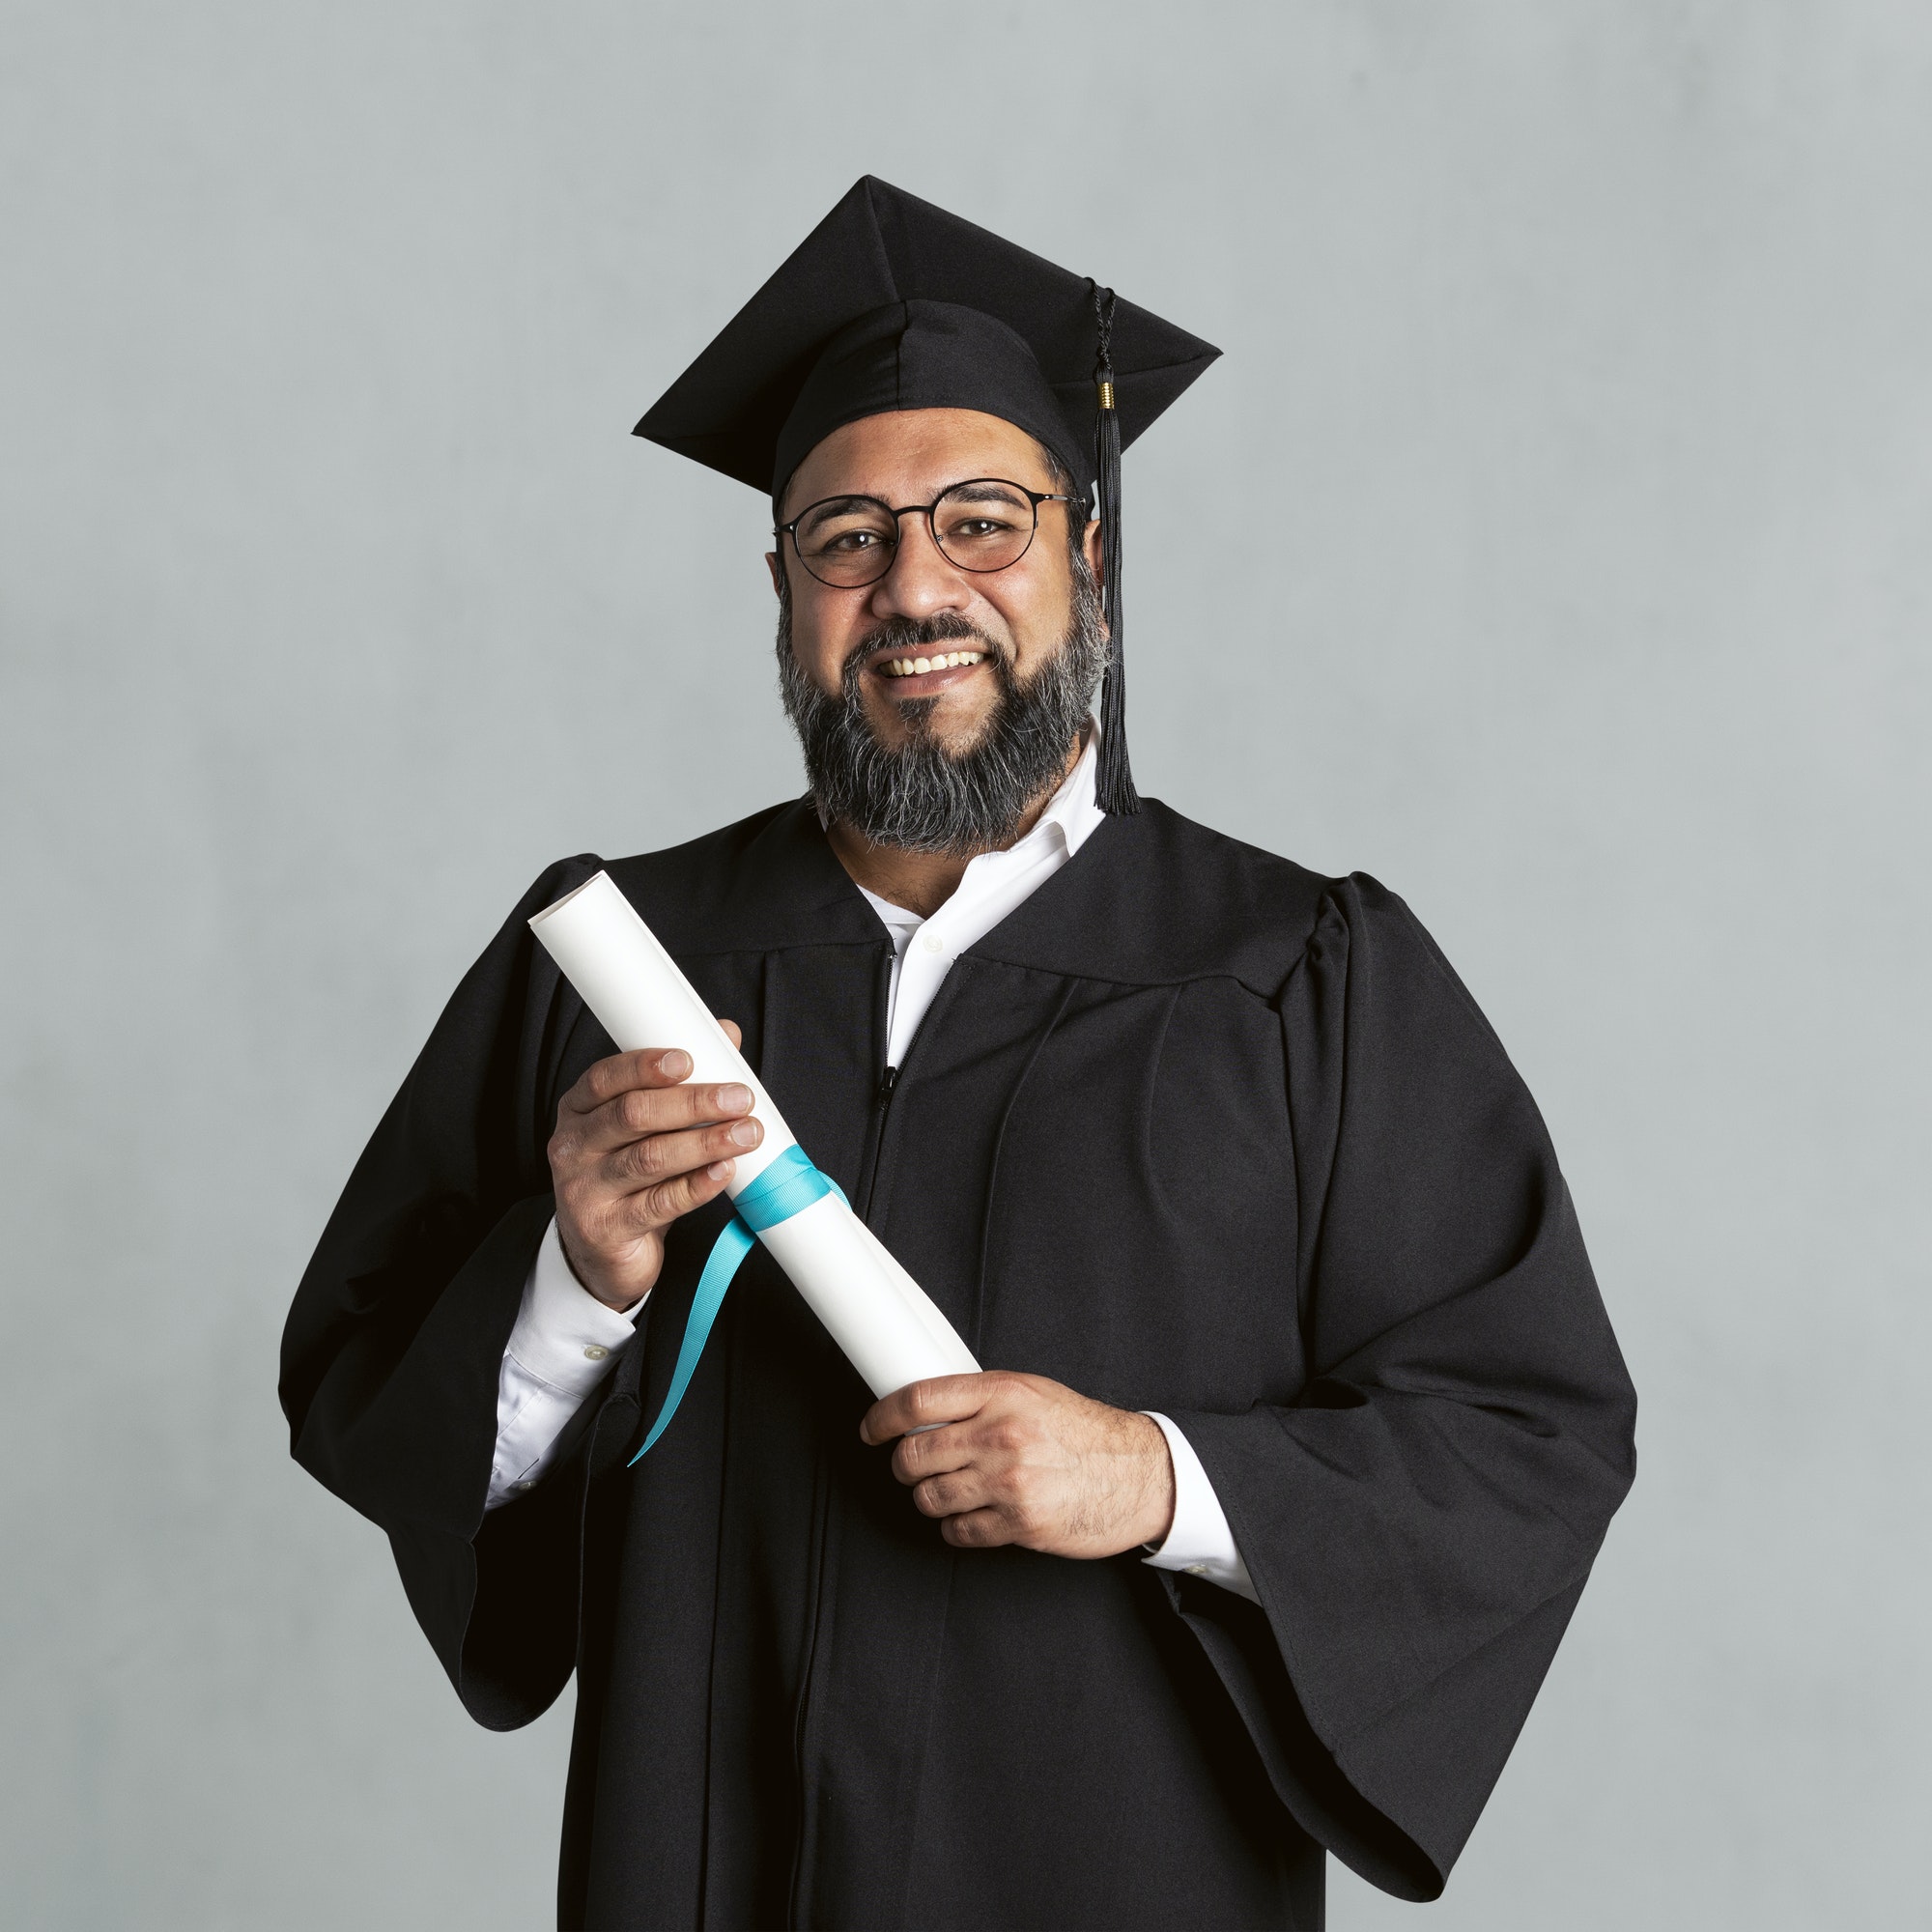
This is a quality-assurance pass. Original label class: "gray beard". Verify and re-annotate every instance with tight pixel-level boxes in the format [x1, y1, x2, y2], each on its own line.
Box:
[776, 557, 1109, 857]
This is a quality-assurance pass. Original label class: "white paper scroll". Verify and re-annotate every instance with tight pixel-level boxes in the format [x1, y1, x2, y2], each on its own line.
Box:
[529, 870, 980, 1398]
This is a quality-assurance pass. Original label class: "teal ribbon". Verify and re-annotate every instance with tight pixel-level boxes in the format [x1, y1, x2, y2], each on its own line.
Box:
[628, 1144, 846, 1464]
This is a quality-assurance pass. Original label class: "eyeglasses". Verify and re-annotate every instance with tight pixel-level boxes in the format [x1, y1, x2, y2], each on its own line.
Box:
[776, 477, 1085, 589]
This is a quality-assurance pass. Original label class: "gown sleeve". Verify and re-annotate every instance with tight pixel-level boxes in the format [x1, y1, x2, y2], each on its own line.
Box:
[278, 855, 608, 1730]
[1163, 873, 1638, 1900]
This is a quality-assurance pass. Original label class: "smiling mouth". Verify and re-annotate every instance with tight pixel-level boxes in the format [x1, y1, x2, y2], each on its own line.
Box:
[874, 649, 987, 679]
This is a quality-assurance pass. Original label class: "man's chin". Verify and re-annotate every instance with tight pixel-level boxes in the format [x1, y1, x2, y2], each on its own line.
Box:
[865, 692, 1000, 759]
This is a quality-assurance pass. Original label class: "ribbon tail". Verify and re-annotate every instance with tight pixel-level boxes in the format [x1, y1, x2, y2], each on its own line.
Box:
[628, 1213, 755, 1465]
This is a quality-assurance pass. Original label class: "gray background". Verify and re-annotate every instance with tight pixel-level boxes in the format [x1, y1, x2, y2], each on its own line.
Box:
[3, 3, 1926, 1926]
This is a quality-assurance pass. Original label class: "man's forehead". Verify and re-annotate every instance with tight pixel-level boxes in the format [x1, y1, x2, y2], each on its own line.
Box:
[783, 409, 1053, 510]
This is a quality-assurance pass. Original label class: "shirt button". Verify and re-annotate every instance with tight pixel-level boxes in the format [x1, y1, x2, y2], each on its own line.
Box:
[921, 929, 945, 953]
[1184, 1563, 1208, 1576]
[513, 1480, 536, 1492]
[583, 1345, 609, 1361]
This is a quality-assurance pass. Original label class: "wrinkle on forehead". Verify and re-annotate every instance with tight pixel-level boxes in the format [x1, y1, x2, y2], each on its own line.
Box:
[781, 408, 1056, 521]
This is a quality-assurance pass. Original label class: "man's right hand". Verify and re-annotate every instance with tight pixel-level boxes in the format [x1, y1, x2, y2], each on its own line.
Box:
[546, 1023, 761, 1311]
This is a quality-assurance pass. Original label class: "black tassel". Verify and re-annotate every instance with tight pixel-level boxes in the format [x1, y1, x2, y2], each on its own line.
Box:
[1091, 284, 1138, 814]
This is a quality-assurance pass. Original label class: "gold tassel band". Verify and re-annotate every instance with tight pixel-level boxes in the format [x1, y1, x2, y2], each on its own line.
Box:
[1096, 380, 1116, 411]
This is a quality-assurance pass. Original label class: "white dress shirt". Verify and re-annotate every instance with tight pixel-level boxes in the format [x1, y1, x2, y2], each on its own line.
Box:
[487, 729, 1258, 1605]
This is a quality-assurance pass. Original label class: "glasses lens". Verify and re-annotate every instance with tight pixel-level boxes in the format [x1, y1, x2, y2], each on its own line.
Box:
[931, 480, 1038, 574]
[793, 497, 898, 585]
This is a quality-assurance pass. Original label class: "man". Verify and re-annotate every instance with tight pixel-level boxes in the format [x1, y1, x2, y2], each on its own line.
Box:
[283, 178, 1636, 1931]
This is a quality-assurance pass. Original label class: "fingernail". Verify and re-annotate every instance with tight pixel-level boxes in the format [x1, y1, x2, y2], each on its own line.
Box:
[708, 1160, 734, 1181]
[728, 1118, 760, 1147]
[717, 1083, 753, 1114]
[658, 1050, 691, 1079]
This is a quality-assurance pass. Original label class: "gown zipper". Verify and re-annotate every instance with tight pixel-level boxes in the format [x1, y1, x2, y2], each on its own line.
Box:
[787, 966, 899, 1926]
[857, 1064, 898, 1221]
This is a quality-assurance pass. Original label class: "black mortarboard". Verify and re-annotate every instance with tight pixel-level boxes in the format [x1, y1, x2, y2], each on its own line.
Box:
[636, 176, 1220, 813]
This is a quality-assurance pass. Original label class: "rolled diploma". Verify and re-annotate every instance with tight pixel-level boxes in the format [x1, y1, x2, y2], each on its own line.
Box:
[528, 870, 980, 1397]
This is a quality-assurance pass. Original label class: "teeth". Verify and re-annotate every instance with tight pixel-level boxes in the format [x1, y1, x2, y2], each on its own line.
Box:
[880, 650, 984, 676]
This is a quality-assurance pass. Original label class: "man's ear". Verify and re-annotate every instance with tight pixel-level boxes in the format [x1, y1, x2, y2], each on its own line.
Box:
[1083, 514, 1105, 597]
[765, 550, 783, 597]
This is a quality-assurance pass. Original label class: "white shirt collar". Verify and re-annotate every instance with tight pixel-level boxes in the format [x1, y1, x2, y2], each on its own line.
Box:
[1027, 719, 1105, 861]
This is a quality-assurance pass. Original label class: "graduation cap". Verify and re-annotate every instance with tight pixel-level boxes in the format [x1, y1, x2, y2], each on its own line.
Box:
[636, 176, 1220, 815]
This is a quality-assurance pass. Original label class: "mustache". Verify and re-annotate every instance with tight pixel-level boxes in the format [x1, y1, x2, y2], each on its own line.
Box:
[841, 613, 1006, 690]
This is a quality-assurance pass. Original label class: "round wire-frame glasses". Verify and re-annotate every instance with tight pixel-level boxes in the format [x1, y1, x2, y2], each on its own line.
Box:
[777, 477, 1085, 589]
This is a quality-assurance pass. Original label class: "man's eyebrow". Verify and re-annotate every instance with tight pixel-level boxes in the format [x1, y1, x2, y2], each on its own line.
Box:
[793, 492, 885, 522]
[791, 476, 1045, 521]
[945, 478, 1037, 501]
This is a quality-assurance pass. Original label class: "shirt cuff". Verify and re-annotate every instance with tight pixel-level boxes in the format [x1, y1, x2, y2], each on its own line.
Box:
[1138, 1411, 1261, 1605]
[504, 1216, 645, 1398]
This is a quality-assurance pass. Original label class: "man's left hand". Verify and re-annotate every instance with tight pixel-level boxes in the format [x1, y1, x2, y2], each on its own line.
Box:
[861, 1373, 1176, 1559]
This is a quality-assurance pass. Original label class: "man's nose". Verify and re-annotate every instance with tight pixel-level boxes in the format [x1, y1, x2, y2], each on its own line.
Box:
[866, 514, 970, 623]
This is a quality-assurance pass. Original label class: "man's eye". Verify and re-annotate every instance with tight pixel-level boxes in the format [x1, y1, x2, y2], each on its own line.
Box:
[820, 528, 888, 554]
[946, 516, 1015, 540]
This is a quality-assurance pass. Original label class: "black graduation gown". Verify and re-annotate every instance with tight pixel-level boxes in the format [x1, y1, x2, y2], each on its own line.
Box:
[281, 798, 1636, 1932]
